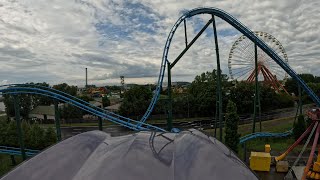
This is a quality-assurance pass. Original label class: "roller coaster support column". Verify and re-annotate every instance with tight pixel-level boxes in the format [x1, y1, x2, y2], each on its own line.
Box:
[10, 155, 16, 165]
[242, 142, 247, 163]
[299, 85, 302, 115]
[54, 100, 62, 141]
[258, 91, 261, 132]
[167, 61, 173, 131]
[169, 17, 214, 131]
[13, 95, 26, 160]
[183, 19, 188, 47]
[214, 90, 218, 138]
[212, 15, 223, 141]
[98, 117, 103, 131]
[253, 44, 261, 133]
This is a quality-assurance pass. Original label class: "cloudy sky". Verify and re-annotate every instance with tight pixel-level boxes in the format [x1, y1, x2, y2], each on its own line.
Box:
[0, 0, 319, 87]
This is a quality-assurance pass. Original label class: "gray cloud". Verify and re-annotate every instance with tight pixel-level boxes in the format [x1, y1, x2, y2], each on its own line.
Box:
[0, 0, 319, 86]
[0, 45, 36, 59]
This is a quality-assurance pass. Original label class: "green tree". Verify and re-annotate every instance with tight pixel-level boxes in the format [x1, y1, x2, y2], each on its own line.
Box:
[284, 78, 298, 96]
[5, 121, 18, 147]
[153, 97, 168, 115]
[44, 127, 57, 147]
[293, 115, 306, 140]
[3, 94, 32, 119]
[300, 74, 315, 83]
[119, 85, 152, 117]
[188, 69, 229, 117]
[3, 95, 15, 117]
[0, 118, 9, 146]
[224, 100, 240, 153]
[0, 119, 56, 149]
[285, 73, 318, 97]
[19, 94, 32, 119]
[77, 95, 94, 102]
[26, 123, 45, 149]
[102, 96, 110, 107]
[60, 105, 83, 121]
[229, 82, 294, 114]
[21, 120, 31, 140]
[229, 82, 254, 114]
[53, 83, 77, 96]
[30, 82, 53, 107]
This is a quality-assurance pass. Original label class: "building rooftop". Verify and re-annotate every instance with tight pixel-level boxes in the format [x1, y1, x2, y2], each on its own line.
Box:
[29, 106, 55, 116]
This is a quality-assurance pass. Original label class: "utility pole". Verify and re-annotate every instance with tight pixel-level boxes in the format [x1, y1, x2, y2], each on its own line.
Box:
[85, 68, 88, 89]
[120, 76, 125, 90]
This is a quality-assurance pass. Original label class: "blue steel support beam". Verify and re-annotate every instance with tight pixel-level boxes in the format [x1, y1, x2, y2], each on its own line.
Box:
[167, 61, 173, 131]
[13, 95, 26, 160]
[170, 18, 213, 69]
[212, 15, 223, 141]
[54, 100, 62, 141]
[183, 19, 188, 47]
[0, 146, 39, 157]
[253, 44, 258, 133]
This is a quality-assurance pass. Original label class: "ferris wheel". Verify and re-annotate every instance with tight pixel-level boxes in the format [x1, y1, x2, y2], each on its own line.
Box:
[228, 31, 289, 93]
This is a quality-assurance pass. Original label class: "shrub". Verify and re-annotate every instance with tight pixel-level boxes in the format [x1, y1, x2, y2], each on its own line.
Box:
[224, 100, 240, 153]
[293, 115, 306, 140]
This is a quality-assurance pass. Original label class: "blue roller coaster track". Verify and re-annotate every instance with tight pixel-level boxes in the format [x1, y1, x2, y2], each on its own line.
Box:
[239, 130, 293, 144]
[0, 146, 39, 157]
[0, 85, 164, 132]
[0, 8, 319, 154]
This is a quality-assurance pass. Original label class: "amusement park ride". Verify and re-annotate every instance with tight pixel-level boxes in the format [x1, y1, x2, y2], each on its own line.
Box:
[1, 7, 320, 180]
[273, 108, 320, 179]
[228, 31, 289, 95]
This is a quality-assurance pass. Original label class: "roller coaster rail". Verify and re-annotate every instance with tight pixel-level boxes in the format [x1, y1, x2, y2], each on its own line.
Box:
[239, 130, 292, 144]
[0, 86, 165, 132]
[0, 146, 39, 157]
[0, 84, 144, 126]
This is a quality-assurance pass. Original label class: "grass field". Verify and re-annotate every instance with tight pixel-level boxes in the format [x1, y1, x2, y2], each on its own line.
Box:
[204, 116, 297, 160]
[204, 116, 295, 139]
[0, 154, 23, 177]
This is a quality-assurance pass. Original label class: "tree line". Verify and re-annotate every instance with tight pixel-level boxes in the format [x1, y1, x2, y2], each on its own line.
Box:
[0, 117, 56, 149]
[4, 72, 319, 122]
[119, 69, 297, 118]
[3, 82, 99, 121]
[285, 73, 320, 103]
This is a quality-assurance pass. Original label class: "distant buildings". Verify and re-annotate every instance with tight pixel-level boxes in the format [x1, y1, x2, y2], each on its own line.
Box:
[76, 87, 86, 96]
[105, 103, 121, 112]
[162, 81, 191, 94]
